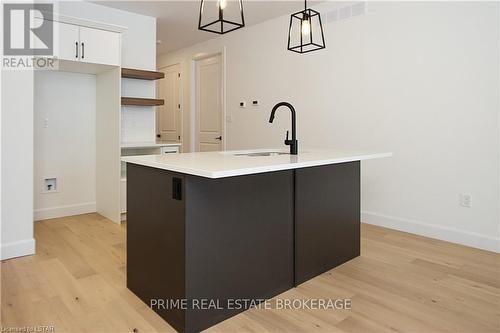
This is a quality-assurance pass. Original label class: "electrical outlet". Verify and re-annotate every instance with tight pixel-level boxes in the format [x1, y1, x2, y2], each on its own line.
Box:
[459, 193, 472, 208]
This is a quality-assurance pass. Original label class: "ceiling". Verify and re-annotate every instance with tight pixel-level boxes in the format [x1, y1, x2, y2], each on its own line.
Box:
[94, 1, 323, 55]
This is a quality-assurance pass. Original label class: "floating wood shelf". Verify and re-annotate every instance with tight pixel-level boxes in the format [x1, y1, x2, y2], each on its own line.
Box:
[121, 68, 164, 80]
[121, 97, 164, 106]
[121, 68, 165, 106]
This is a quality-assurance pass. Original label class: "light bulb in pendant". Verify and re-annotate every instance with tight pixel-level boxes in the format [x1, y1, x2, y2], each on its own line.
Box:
[301, 19, 310, 35]
[218, 0, 227, 10]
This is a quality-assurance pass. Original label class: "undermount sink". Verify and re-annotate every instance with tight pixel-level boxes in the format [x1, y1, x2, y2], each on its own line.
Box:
[234, 151, 289, 157]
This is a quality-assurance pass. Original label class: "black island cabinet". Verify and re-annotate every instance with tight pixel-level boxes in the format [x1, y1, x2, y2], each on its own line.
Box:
[126, 161, 360, 333]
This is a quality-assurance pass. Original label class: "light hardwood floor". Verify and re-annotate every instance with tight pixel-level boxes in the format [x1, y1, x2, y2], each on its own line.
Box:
[1, 213, 499, 333]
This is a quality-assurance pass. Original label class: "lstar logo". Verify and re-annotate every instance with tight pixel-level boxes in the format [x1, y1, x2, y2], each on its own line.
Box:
[3, 3, 53, 56]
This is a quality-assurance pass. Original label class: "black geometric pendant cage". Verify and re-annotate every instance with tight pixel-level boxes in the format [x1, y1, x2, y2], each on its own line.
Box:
[288, 0, 326, 53]
[198, 0, 245, 34]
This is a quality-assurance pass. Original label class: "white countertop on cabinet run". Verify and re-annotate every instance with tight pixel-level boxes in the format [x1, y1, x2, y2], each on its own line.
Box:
[121, 141, 181, 149]
[121, 149, 392, 179]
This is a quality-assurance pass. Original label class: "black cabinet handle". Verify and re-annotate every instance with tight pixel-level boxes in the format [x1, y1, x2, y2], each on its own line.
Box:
[172, 177, 182, 200]
[215, 136, 222, 140]
[81, 42, 84, 59]
[75, 42, 78, 58]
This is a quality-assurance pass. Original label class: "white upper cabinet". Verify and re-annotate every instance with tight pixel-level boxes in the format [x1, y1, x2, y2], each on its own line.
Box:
[35, 16, 122, 67]
[33, 18, 79, 61]
[79, 26, 120, 66]
[55, 21, 80, 61]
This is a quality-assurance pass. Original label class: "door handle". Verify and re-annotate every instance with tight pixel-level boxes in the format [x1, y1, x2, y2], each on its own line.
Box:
[215, 136, 222, 140]
[81, 42, 84, 59]
[75, 42, 78, 58]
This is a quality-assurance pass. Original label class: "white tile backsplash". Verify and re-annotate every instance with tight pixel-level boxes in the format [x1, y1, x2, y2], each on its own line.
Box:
[121, 78, 155, 98]
[121, 106, 156, 143]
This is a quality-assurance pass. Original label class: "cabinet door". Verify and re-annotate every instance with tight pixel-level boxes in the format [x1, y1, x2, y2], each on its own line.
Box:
[33, 19, 79, 61]
[56, 22, 80, 61]
[79, 26, 120, 66]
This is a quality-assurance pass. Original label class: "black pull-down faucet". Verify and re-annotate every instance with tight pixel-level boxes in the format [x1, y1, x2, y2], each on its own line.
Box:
[269, 102, 298, 155]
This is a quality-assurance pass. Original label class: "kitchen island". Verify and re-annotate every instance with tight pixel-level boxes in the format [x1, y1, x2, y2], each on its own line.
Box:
[122, 149, 390, 333]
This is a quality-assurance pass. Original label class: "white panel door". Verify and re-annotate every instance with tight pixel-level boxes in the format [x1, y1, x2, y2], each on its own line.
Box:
[195, 55, 223, 152]
[157, 64, 181, 142]
[79, 26, 120, 66]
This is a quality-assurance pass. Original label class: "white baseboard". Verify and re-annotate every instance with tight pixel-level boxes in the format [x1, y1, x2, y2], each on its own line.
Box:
[1, 238, 36, 260]
[362, 211, 500, 253]
[34, 202, 96, 221]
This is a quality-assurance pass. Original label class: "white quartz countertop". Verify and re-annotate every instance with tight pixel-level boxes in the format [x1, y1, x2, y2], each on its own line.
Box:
[121, 149, 392, 179]
[121, 141, 181, 149]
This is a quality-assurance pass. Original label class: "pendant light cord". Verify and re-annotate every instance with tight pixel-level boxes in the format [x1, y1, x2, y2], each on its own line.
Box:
[304, 0, 307, 11]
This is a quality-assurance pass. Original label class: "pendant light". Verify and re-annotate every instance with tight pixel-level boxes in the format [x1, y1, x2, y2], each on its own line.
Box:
[198, 0, 245, 34]
[287, 0, 326, 53]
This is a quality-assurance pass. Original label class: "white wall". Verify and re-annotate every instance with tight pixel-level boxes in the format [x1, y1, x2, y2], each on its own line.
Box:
[34, 71, 97, 220]
[1, 69, 36, 259]
[158, 1, 500, 252]
[0, 6, 35, 260]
